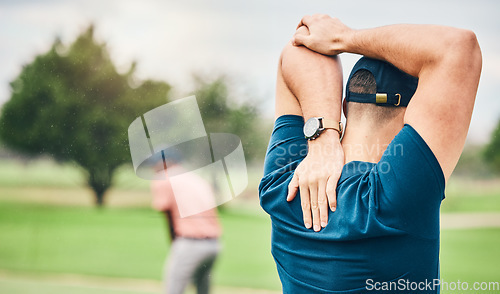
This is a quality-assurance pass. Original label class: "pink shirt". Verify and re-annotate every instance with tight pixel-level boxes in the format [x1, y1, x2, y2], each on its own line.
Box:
[151, 166, 222, 239]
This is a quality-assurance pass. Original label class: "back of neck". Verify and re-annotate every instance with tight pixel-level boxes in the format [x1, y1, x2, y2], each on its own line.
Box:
[341, 121, 404, 164]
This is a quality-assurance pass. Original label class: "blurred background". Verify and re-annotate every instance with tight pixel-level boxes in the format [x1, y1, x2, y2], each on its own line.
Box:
[0, 0, 499, 293]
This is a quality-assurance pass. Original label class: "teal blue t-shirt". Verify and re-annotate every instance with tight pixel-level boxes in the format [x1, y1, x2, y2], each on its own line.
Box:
[259, 115, 445, 293]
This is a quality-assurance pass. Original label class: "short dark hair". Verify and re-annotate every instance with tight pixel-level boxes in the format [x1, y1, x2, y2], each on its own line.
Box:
[346, 70, 404, 121]
[348, 69, 376, 94]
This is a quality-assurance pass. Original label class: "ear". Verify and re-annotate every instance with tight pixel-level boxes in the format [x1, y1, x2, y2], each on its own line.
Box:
[342, 98, 348, 118]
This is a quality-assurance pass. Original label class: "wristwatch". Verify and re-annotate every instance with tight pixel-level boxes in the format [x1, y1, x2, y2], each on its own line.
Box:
[303, 117, 343, 140]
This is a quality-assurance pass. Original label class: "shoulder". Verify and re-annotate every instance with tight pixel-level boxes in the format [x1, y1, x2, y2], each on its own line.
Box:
[381, 124, 445, 190]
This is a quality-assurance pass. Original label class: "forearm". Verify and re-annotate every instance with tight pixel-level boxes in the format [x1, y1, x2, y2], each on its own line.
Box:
[280, 42, 343, 142]
[343, 22, 481, 179]
[343, 24, 478, 77]
[294, 15, 481, 80]
[279, 41, 345, 229]
[293, 14, 481, 181]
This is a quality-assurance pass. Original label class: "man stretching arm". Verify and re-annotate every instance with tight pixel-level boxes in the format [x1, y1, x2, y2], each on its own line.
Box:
[276, 32, 344, 231]
[259, 17, 481, 293]
[293, 15, 482, 180]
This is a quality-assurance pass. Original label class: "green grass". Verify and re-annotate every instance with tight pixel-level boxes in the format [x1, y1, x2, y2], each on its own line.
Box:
[0, 159, 150, 190]
[440, 228, 500, 293]
[0, 159, 84, 188]
[215, 209, 278, 289]
[442, 177, 500, 212]
[0, 203, 166, 279]
[1, 199, 500, 292]
[0, 279, 157, 294]
[441, 194, 500, 212]
[0, 201, 280, 290]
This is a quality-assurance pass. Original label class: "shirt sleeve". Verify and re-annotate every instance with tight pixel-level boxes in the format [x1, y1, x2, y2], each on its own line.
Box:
[373, 124, 445, 239]
[262, 115, 307, 179]
[259, 115, 307, 220]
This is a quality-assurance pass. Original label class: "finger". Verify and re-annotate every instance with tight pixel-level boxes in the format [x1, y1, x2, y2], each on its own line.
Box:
[326, 175, 338, 212]
[287, 173, 299, 201]
[292, 33, 309, 47]
[295, 25, 309, 35]
[317, 178, 328, 227]
[295, 15, 306, 30]
[309, 180, 321, 232]
[296, 15, 312, 29]
[299, 179, 312, 229]
[295, 21, 304, 30]
[292, 25, 309, 47]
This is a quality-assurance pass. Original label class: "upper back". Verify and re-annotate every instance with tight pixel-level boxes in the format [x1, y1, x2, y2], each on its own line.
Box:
[259, 116, 445, 293]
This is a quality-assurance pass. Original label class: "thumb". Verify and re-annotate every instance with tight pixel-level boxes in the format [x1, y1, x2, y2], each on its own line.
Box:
[292, 34, 309, 47]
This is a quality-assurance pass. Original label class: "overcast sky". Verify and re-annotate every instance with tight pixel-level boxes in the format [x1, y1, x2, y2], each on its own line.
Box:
[1, 0, 499, 143]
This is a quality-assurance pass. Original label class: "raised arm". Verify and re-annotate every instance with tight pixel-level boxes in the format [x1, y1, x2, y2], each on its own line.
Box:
[293, 15, 482, 181]
[275, 32, 344, 231]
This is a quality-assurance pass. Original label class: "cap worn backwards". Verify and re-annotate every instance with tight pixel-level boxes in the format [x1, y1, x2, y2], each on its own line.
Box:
[345, 57, 418, 107]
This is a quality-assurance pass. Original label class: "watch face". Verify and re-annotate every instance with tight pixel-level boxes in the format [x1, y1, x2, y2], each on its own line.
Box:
[304, 117, 321, 138]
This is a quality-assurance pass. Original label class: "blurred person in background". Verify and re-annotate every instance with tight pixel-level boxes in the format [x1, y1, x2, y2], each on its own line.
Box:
[151, 154, 222, 294]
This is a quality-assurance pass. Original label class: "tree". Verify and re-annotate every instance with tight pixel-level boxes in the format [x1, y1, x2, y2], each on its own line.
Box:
[484, 118, 500, 173]
[193, 76, 270, 162]
[0, 26, 170, 206]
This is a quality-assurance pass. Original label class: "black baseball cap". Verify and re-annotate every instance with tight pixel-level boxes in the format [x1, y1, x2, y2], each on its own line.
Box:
[345, 57, 418, 107]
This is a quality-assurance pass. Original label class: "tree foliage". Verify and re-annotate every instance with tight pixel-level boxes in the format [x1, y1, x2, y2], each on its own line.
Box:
[0, 26, 170, 205]
[484, 119, 500, 173]
[0, 25, 270, 206]
[193, 76, 270, 162]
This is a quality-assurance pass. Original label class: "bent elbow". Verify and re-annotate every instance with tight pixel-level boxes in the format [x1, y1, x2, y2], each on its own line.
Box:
[465, 30, 482, 76]
[448, 29, 482, 75]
